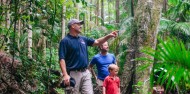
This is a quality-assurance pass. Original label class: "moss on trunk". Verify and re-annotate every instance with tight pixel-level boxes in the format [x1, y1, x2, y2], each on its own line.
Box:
[120, 0, 163, 93]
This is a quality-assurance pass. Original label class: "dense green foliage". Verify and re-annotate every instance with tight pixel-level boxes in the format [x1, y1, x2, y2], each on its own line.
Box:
[0, 0, 190, 93]
[141, 37, 190, 93]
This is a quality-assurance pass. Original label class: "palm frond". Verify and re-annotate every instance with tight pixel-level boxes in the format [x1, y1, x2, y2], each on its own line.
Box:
[159, 18, 190, 35]
[143, 37, 190, 92]
[159, 18, 174, 32]
[172, 22, 190, 35]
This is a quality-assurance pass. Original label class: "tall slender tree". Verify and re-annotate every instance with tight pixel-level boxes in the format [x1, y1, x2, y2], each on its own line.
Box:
[17, 7, 21, 55]
[61, 4, 66, 38]
[115, 0, 119, 26]
[27, 2, 33, 59]
[108, 0, 110, 23]
[4, 0, 11, 52]
[163, 0, 168, 13]
[95, 0, 99, 25]
[74, 0, 79, 19]
[101, 0, 104, 25]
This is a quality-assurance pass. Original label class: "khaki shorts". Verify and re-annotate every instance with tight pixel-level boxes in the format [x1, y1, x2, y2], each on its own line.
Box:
[95, 79, 103, 94]
[65, 69, 93, 94]
[96, 79, 103, 86]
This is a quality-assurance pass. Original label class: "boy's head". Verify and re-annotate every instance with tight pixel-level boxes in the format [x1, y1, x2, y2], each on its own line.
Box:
[108, 64, 119, 75]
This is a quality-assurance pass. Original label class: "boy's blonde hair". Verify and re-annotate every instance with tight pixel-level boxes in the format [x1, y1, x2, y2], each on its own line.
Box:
[108, 64, 119, 71]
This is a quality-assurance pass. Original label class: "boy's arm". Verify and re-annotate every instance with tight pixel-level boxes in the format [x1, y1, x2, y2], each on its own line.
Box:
[118, 77, 121, 94]
[103, 87, 106, 94]
[118, 87, 121, 94]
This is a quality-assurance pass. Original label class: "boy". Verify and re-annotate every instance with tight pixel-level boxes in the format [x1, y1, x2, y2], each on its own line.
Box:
[103, 64, 120, 94]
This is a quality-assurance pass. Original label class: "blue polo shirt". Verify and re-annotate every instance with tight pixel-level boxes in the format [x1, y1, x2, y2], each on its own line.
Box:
[59, 34, 95, 71]
[90, 53, 116, 80]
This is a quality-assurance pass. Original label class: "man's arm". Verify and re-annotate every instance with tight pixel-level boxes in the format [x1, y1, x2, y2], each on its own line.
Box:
[59, 59, 70, 85]
[93, 30, 118, 46]
[89, 64, 97, 80]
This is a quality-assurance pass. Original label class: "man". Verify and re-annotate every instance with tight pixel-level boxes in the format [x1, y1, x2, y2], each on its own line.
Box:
[89, 41, 116, 93]
[59, 19, 118, 94]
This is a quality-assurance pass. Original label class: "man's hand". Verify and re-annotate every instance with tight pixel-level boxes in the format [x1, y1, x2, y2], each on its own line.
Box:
[63, 74, 70, 86]
[93, 30, 119, 46]
[109, 30, 119, 38]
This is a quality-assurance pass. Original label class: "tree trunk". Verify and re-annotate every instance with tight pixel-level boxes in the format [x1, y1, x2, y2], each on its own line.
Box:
[83, 12, 86, 33]
[17, 7, 21, 55]
[5, 0, 10, 29]
[90, 0, 92, 22]
[61, 5, 66, 39]
[4, 0, 10, 52]
[101, 0, 104, 26]
[89, 0, 93, 31]
[131, 0, 134, 17]
[95, 0, 99, 26]
[42, 29, 46, 63]
[74, 1, 79, 19]
[120, 0, 163, 93]
[115, 0, 119, 26]
[27, 1, 33, 59]
[108, 0, 110, 24]
[163, 0, 168, 13]
[27, 25, 32, 59]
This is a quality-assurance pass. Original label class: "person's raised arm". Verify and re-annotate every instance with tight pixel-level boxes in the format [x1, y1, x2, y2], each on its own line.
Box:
[59, 59, 70, 86]
[93, 30, 118, 46]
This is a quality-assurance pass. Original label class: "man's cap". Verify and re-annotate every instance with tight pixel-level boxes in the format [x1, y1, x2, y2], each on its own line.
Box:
[68, 19, 84, 29]
[60, 77, 76, 88]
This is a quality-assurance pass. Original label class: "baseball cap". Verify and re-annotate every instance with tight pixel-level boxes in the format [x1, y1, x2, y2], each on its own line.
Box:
[60, 77, 76, 88]
[68, 19, 84, 29]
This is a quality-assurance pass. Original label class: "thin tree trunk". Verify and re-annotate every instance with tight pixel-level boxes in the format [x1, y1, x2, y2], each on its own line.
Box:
[90, 0, 92, 22]
[83, 13, 86, 34]
[95, 0, 99, 26]
[61, 5, 66, 38]
[108, 0, 111, 24]
[27, 25, 32, 59]
[89, 0, 93, 31]
[101, 0, 104, 26]
[131, 0, 134, 17]
[42, 29, 46, 63]
[17, 7, 21, 55]
[27, 2, 32, 59]
[5, 0, 10, 28]
[115, 0, 119, 26]
[85, 7, 89, 32]
[74, 1, 79, 19]
[163, 0, 168, 13]
[4, 0, 10, 52]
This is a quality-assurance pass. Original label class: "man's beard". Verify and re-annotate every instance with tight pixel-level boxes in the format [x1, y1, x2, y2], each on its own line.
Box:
[101, 49, 108, 53]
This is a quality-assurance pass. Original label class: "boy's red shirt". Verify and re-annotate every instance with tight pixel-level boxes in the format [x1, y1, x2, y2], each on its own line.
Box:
[103, 76, 120, 94]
